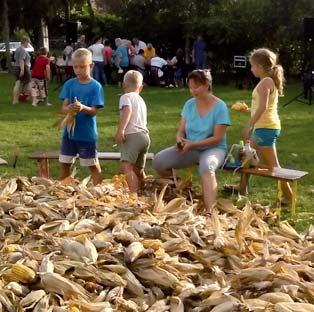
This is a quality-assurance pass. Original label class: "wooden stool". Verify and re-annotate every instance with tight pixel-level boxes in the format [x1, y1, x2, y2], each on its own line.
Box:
[239, 166, 308, 220]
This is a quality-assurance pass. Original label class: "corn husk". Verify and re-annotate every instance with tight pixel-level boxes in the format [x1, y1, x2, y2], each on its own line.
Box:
[231, 101, 249, 112]
[53, 111, 76, 136]
[0, 175, 312, 311]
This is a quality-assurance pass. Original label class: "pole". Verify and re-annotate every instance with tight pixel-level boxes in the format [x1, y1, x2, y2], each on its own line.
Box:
[3, 0, 12, 72]
[41, 18, 49, 51]
[183, 21, 192, 65]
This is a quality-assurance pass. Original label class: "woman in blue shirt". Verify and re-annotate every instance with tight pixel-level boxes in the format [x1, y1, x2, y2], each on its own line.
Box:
[153, 70, 231, 216]
[113, 38, 129, 86]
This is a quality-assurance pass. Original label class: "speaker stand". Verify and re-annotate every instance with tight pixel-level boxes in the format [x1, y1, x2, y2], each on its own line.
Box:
[282, 89, 313, 107]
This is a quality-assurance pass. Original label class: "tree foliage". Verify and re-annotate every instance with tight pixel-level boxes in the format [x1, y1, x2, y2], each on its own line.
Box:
[100, 0, 314, 74]
[1, 0, 314, 74]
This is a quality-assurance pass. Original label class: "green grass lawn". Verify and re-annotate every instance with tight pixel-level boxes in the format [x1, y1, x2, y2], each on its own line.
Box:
[0, 72, 313, 231]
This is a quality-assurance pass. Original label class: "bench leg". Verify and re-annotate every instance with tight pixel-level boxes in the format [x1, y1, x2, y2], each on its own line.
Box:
[37, 159, 43, 177]
[239, 173, 250, 195]
[291, 180, 297, 220]
[44, 158, 50, 178]
[275, 179, 282, 219]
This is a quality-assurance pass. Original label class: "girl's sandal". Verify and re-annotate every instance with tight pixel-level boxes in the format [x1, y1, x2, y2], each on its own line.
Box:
[280, 198, 292, 207]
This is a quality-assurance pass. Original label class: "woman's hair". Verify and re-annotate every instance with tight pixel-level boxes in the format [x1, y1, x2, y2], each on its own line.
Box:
[93, 35, 101, 44]
[122, 39, 131, 47]
[187, 69, 212, 91]
[123, 70, 143, 89]
[176, 48, 184, 58]
[115, 38, 122, 46]
[250, 48, 285, 96]
[21, 36, 30, 44]
[39, 47, 47, 55]
[72, 48, 92, 63]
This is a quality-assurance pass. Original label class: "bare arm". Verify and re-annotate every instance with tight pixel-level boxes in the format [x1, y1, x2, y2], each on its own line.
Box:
[19, 59, 25, 77]
[62, 99, 71, 112]
[45, 64, 51, 80]
[242, 78, 272, 140]
[248, 79, 271, 128]
[79, 106, 98, 116]
[72, 97, 98, 116]
[115, 105, 132, 144]
[115, 52, 122, 68]
[103, 49, 108, 66]
[117, 105, 132, 133]
[176, 117, 186, 143]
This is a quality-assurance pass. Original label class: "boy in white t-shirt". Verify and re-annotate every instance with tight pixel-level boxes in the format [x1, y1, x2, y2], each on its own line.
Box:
[115, 70, 150, 194]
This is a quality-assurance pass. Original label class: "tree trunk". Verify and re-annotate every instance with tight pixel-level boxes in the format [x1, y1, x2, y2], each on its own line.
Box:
[181, 18, 193, 65]
[87, 0, 95, 19]
[184, 31, 191, 65]
[64, 0, 71, 21]
[3, 0, 11, 71]
[42, 19, 50, 51]
[86, 0, 95, 34]
[38, 18, 49, 51]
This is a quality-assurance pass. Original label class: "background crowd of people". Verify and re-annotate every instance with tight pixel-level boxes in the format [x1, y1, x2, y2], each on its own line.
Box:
[57, 34, 208, 87]
[10, 33, 208, 108]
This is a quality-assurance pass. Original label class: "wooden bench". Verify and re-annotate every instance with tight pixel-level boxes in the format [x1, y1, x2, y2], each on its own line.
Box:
[30, 151, 307, 220]
[29, 151, 155, 179]
[233, 166, 308, 220]
[180, 164, 308, 220]
[0, 158, 8, 166]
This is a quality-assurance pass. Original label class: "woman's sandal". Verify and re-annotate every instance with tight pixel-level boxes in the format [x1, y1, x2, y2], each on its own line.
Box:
[223, 183, 240, 192]
[201, 206, 213, 218]
[203, 210, 212, 218]
[223, 183, 248, 195]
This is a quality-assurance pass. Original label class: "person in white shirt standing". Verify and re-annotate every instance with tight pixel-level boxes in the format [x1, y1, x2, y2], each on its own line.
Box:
[132, 37, 147, 55]
[88, 35, 106, 85]
[115, 70, 150, 194]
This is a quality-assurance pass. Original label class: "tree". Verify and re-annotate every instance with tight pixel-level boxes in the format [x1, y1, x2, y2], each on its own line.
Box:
[2, 0, 11, 71]
[2, 0, 314, 75]
[4, 0, 88, 49]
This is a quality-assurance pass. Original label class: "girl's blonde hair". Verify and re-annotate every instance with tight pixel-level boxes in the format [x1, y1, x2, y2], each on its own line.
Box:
[250, 48, 285, 96]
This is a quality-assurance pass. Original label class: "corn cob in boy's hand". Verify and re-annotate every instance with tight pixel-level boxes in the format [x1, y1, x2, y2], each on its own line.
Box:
[231, 101, 249, 112]
[53, 98, 77, 136]
[61, 111, 76, 136]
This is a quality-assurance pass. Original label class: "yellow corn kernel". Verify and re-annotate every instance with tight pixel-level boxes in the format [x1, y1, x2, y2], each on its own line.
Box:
[11, 264, 36, 283]
[2, 244, 21, 253]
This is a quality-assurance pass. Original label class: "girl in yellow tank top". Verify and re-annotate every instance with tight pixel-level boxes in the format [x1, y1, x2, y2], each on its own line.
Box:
[232, 48, 292, 203]
[250, 78, 281, 130]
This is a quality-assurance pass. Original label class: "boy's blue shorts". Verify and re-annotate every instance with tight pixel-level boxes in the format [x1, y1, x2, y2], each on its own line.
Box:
[251, 128, 281, 147]
[59, 135, 99, 166]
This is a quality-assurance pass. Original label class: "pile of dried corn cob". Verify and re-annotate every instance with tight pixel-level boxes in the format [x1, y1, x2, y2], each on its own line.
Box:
[0, 176, 313, 311]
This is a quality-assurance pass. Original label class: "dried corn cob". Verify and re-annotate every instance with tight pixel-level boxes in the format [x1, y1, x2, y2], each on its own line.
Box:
[10, 264, 36, 283]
